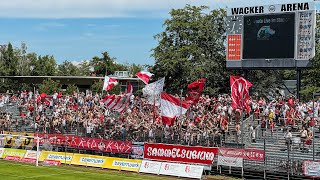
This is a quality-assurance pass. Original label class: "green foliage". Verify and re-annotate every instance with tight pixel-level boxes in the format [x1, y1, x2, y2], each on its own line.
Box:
[38, 79, 61, 94]
[151, 5, 227, 95]
[65, 84, 78, 95]
[34, 55, 57, 76]
[91, 80, 104, 94]
[90, 52, 128, 76]
[126, 63, 144, 77]
[0, 79, 19, 93]
[78, 61, 92, 76]
[135, 89, 143, 96]
[300, 86, 320, 100]
[57, 60, 80, 76]
[108, 83, 121, 95]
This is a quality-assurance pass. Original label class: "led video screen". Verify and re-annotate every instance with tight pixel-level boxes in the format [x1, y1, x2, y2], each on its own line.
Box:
[243, 13, 295, 59]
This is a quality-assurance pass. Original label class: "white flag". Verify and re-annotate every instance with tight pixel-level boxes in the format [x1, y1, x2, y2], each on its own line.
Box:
[142, 77, 165, 106]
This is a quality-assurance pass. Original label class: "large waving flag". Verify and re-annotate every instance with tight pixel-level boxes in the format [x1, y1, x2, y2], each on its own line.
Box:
[102, 83, 132, 113]
[161, 92, 190, 126]
[103, 76, 118, 91]
[142, 77, 165, 106]
[186, 78, 206, 104]
[135, 71, 154, 84]
[230, 76, 252, 110]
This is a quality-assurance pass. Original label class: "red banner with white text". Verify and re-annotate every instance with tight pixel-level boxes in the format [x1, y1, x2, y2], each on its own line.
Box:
[144, 143, 218, 165]
[34, 133, 132, 154]
[219, 148, 264, 161]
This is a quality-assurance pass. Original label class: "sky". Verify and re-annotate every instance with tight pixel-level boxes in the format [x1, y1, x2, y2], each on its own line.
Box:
[0, 0, 313, 65]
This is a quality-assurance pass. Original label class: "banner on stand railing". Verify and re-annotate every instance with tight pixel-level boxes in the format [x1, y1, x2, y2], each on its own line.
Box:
[217, 156, 243, 167]
[219, 148, 264, 161]
[144, 143, 218, 165]
[35, 133, 132, 154]
[303, 160, 320, 178]
[3, 132, 34, 148]
[131, 144, 144, 159]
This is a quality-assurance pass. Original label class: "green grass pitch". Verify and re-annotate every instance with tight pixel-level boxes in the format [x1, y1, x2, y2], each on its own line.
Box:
[0, 160, 175, 180]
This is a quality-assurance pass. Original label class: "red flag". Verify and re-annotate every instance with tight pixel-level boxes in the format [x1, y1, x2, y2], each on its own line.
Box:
[40, 93, 47, 99]
[127, 83, 133, 94]
[186, 78, 206, 104]
[230, 76, 252, 110]
[57, 92, 62, 98]
[135, 71, 154, 84]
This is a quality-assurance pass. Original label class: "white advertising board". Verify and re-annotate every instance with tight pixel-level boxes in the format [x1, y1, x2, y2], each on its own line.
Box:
[159, 162, 203, 179]
[218, 156, 243, 168]
[139, 160, 161, 174]
[0, 148, 4, 158]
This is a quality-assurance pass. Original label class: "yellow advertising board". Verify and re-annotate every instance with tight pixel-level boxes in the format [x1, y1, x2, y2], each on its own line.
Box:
[39, 151, 74, 164]
[3, 131, 34, 148]
[71, 154, 107, 168]
[1, 148, 26, 158]
[103, 157, 142, 172]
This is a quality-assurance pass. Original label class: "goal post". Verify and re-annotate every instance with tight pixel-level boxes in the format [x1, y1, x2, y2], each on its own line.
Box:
[0, 134, 42, 166]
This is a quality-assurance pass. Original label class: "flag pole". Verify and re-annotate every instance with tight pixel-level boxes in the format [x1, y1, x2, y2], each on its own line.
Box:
[240, 86, 246, 148]
[180, 89, 183, 125]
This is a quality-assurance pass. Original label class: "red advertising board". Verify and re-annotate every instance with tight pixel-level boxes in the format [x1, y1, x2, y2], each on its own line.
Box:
[218, 148, 264, 161]
[35, 133, 132, 154]
[20, 158, 36, 164]
[144, 143, 218, 165]
[4, 156, 21, 161]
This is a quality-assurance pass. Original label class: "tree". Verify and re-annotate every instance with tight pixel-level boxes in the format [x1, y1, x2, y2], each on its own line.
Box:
[35, 55, 57, 76]
[57, 60, 80, 76]
[1, 43, 19, 76]
[78, 61, 92, 76]
[151, 5, 227, 95]
[91, 80, 104, 94]
[126, 63, 144, 76]
[90, 52, 128, 76]
[38, 79, 61, 94]
[65, 84, 78, 95]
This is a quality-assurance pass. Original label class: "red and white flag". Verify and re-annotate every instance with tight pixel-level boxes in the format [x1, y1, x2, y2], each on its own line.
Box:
[103, 76, 118, 91]
[102, 83, 132, 113]
[230, 76, 252, 110]
[135, 71, 154, 84]
[160, 92, 190, 126]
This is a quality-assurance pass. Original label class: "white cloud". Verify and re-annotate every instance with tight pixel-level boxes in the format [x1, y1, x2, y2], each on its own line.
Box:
[0, 0, 310, 18]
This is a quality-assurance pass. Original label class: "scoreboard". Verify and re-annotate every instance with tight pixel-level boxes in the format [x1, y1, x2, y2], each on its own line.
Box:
[226, 2, 316, 69]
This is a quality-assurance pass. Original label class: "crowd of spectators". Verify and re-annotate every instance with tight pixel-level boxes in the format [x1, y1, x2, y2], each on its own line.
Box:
[0, 90, 319, 148]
